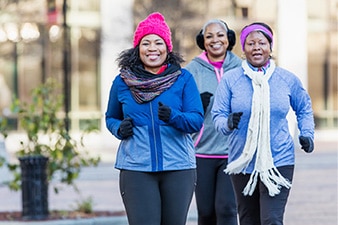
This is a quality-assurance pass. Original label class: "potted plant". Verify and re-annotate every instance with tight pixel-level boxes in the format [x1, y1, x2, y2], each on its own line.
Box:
[0, 78, 100, 220]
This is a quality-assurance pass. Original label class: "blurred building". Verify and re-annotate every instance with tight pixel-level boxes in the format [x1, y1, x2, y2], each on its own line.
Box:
[0, 0, 336, 137]
[0, 0, 102, 131]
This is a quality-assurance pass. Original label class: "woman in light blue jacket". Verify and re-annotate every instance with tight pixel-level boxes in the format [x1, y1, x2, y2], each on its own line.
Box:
[212, 22, 315, 225]
[105, 12, 203, 225]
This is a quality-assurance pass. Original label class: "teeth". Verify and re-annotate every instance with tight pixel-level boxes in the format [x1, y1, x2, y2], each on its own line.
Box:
[212, 44, 221, 49]
[148, 55, 158, 60]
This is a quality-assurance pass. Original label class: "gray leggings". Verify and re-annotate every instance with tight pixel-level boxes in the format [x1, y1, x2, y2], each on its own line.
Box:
[119, 169, 196, 225]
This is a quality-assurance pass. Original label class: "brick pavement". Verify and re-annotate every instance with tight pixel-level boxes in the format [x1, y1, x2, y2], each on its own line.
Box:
[0, 129, 337, 225]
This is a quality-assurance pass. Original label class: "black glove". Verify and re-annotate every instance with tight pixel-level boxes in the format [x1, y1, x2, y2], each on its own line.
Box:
[228, 112, 243, 130]
[118, 118, 133, 139]
[158, 102, 171, 123]
[200, 92, 213, 114]
[299, 136, 314, 153]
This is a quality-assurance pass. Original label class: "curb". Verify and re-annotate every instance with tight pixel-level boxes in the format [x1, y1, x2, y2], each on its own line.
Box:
[0, 216, 128, 225]
[0, 214, 197, 225]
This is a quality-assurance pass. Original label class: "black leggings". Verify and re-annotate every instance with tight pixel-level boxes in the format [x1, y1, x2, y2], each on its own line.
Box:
[231, 165, 294, 225]
[195, 157, 238, 225]
[119, 169, 196, 225]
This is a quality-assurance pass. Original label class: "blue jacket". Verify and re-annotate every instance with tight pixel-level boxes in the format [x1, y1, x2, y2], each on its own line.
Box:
[212, 66, 315, 173]
[105, 68, 204, 172]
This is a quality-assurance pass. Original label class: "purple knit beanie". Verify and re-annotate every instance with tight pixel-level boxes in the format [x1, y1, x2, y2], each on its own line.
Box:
[133, 12, 173, 52]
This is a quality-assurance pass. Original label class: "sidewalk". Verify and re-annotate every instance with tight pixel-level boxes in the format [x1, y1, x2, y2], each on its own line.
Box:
[0, 129, 337, 225]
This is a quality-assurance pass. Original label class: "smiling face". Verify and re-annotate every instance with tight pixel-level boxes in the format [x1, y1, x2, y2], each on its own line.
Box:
[139, 34, 168, 74]
[243, 31, 271, 68]
[203, 23, 229, 62]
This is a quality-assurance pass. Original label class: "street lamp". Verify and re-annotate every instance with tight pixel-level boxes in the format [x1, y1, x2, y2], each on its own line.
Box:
[62, 0, 71, 131]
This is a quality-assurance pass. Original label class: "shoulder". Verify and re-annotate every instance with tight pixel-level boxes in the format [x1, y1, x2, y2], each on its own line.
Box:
[112, 74, 129, 90]
[181, 68, 194, 78]
[227, 51, 242, 64]
[274, 66, 295, 77]
[177, 69, 200, 88]
[112, 74, 121, 83]
[185, 57, 210, 71]
[221, 67, 246, 87]
[224, 66, 243, 78]
[223, 52, 242, 71]
[113, 74, 123, 84]
[273, 67, 303, 86]
[185, 58, 199, 68]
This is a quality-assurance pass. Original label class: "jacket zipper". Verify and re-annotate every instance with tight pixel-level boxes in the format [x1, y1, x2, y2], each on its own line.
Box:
[150, 101, 158, 170]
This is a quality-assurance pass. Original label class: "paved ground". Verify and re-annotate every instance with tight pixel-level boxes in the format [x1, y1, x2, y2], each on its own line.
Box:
[0, 129, 337, 225]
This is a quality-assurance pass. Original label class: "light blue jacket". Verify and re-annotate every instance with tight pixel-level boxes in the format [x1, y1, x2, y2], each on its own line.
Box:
[105, 68, 204, 172]
[212, 66, 315, 173]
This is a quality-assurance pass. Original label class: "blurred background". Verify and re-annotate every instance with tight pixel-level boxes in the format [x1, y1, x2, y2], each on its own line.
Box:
[0, 2, 336, 223]
[0, 0, 336, 143]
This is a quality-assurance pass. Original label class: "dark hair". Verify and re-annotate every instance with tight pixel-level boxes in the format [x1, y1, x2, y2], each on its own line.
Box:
[116, 46, 185, 69]
[243, 22, 273, 45]
[196, 20, 236, 51]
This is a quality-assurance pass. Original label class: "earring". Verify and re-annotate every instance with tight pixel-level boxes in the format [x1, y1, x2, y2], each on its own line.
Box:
[241, 53, 246, 59]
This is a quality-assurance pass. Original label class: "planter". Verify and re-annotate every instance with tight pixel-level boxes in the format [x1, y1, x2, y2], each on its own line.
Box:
[19, 155, 49, 220]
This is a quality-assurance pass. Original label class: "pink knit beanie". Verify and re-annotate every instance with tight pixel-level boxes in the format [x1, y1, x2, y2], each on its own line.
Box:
[133, 12, 173, 52]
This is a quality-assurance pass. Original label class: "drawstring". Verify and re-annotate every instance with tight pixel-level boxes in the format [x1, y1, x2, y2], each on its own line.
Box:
[215, 67, 223, 83]
[194, 67, 223, 147]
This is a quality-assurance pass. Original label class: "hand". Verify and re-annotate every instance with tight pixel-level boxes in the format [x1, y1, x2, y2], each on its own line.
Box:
[118, 118, 133, 139]
[200, 92, 213, 114]
[299, 136, 314, 153]
[228, 112, 243, 130]
[158, 102, 171, 123]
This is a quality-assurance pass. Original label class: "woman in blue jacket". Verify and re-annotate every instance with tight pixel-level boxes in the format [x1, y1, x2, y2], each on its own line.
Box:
[212, 22, 315, 225]
[105, 12, 204, 225]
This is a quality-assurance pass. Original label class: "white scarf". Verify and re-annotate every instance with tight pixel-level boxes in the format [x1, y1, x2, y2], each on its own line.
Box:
[225, 60, 292, 196]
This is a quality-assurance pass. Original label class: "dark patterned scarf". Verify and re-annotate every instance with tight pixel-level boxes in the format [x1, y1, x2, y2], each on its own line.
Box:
[120, 64, 181, 104]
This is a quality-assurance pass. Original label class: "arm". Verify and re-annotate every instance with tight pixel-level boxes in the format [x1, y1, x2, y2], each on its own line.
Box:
[211, 75, 232, 135]
[290, 77, 315, 139]
[105, 77, 124, 140]
[290, 75, 315, 152]
[166, 71, 204, 133]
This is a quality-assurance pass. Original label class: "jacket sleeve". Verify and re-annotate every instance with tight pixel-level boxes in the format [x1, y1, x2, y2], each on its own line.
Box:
[168, 70, 204, 133]
[290, 75, 315, 139]
[211, 74, 232, 135]
[105, 76, 123, 140]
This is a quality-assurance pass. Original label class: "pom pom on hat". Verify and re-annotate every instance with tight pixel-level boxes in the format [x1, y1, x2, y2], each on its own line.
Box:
[133, 12, 173, 52]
